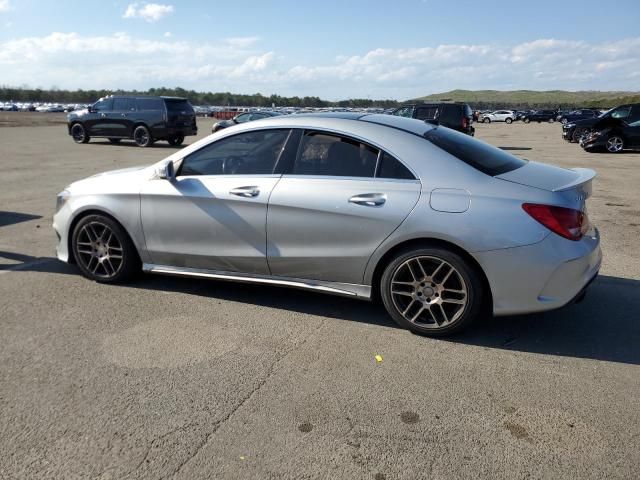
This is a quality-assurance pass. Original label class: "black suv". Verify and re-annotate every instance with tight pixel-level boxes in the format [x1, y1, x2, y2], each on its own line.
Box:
[391, 102, 475, 135]
[67, 96, 197, 147]
[563, 103, 640, 144]
[522, 110, 558, 123]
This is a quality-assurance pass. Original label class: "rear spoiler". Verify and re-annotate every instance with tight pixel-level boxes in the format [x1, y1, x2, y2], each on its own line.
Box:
[552, 167, 596, 193]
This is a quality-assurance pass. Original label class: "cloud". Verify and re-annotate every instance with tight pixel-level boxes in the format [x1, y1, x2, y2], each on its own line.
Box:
[0, 0, 11, 13]
[123, 3, 174, 22]
[163, 31, 172, 38]
[0, 32, 638, 99]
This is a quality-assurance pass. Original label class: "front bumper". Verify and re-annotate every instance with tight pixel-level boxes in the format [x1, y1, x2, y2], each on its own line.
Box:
[474, 228, 601, 316]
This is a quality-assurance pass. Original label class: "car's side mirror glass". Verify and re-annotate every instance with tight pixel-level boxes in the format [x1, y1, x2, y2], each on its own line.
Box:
[156, 161, 175, 181]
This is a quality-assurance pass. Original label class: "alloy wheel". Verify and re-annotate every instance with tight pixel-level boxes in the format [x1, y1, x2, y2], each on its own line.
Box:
[606, 136, 624, 153]
[134, 127, 151, 147]
[389, 255, 468, 329]
[75, 221, 124, 279]
[71, 124, 85, 142]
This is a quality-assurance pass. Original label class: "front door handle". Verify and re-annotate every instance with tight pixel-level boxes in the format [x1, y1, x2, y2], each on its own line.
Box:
[229, 186, 260, 197]
[121, 113, 127, 117]
[349, 193, 387, 207]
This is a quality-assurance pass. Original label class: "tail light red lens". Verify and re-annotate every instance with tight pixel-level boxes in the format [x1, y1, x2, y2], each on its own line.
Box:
[462, 116, 468, 128]
[522, 203, 588, 241]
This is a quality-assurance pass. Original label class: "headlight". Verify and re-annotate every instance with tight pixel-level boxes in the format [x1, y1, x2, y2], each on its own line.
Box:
[56, 190, 71, 213]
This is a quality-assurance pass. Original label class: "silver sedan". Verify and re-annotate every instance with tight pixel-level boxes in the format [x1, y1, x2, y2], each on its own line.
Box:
[53, 113, 601, 336]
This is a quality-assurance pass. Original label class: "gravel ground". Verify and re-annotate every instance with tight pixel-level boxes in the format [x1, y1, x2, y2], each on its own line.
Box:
[1, 117, 638, 479]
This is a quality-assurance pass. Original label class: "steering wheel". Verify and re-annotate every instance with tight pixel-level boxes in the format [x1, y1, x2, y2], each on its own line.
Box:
[222, 156, 246, 175]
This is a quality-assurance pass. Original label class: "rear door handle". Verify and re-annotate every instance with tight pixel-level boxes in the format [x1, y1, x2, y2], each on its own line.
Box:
[229, 186, 260, 197]
[349, 193, 387, 207]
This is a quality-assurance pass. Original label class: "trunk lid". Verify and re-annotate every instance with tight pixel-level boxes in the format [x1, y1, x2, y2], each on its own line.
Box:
[495, 161, 595, 195]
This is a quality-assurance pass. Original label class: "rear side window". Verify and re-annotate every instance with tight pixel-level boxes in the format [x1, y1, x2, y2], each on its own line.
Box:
[136, 98, 163, 111]
[438, 105, 460, 124]
[393, 106, 414, 118]
[112, 98, 136, 111]
[415, 106, 439, 121]
[377, 152, 416, 180]
[424, 127, 527, 176]
[165, 99, 194, 114]
[293, 132, 377, 178]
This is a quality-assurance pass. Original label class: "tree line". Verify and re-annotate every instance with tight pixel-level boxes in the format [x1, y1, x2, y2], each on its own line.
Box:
[0, 86, 400, 108]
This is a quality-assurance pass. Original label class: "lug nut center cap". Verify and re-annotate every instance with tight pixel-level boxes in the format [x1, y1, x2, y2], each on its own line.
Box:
[421, 286, 435, 297]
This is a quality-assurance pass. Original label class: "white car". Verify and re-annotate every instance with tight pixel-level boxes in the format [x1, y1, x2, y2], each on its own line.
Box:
[481, 110, 515, 124]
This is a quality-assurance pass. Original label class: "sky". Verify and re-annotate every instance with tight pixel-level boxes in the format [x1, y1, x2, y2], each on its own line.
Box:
[1, 0, 639, 100]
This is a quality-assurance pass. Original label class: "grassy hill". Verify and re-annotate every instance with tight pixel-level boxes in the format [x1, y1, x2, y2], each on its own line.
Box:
[412, 90, 640, 109]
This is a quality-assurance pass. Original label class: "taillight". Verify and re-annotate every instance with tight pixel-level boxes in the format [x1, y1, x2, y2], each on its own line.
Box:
[462, 116, 468, 128]
[522, 203, 588, 241]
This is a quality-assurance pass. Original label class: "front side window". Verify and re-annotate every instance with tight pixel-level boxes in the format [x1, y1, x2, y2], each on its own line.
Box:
[234, 113, 252, 123]
[292, 132, 377, 178]
[393, 106, 415, 118]
[93, 98, 112, 112]
[179, 129, 290, 176]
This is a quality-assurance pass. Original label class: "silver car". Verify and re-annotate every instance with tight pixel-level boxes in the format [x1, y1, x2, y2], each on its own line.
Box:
[53, 113, 601, 336]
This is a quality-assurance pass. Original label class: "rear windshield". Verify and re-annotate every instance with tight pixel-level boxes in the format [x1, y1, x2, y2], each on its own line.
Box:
[424, 127, 527, 176]
[164, 99, 194, 114]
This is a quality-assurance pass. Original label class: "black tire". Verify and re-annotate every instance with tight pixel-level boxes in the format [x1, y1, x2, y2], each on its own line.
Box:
[380, 247, 484, 337]
[523, 118, 530, 124]
[605, 135, 624, 153]
[505, 118, 513, 124]
[133, 125, 153, 147]
[548, 118, 555, 123]
[482, 118, 490, 123]
[572, 127, 589, 143]
[167, 134, 185, 146]
[108, 138, 121, 144]
[72, 214, 140, 283]
[71, 123, 90, 144]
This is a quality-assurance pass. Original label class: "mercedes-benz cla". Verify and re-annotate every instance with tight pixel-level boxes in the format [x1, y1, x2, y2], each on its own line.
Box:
[53, 113, 601, 336]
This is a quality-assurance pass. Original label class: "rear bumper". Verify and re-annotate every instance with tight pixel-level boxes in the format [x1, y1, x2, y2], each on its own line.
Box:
[474, 228, 601, 316]
[164, 125, 197, 137]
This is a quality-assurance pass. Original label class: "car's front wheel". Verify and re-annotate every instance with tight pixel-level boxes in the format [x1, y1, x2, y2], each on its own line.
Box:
[380, 247, 484, 336]
[606, 135, 624, 153]
[71, 123, 90, 144]
[572, 127, 589, 143]
[505, 118, 513, 124]
[72, 214, 140, 283]
[523, 118, 530, 124]
[133, 125, 153, 147]
[482, 118, 491, 123]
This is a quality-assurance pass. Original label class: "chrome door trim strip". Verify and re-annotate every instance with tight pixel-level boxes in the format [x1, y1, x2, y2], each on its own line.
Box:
[143, 263, 372, 299]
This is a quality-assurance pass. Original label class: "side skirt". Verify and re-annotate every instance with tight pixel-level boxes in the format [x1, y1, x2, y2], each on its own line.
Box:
[142, 263, 372, 300]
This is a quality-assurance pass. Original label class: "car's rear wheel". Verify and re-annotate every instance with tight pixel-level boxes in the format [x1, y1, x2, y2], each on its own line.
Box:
[606, 135, 624, 153]
[505, 118, 513, 124]
[108, 138, 121, 144]
[71, 123, 90, 144]
[133, 125, 153, 147]
[548, 118, 555, 123]
[380, 247, 484, 336]
[523, 118, 530, 124]
[483, 118, 490, 123]
[167, 134, 184, 146]
[72, 214, 140, 283]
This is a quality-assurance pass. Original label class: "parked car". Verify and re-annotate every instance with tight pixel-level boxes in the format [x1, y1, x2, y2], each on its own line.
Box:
[522, 110, 558, 123]
[562, 104, 640, 143]
[560, 109, 600, 124]
[479, 110, 515, 124]
[67, 96, 197, 147]
[391, 102, 475, 135]
[212, 110, 283, 133]
[579, 110, 640, 153]
[53, 112, 600, 337]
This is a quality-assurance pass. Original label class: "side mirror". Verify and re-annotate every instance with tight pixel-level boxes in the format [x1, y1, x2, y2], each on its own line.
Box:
[87, 105, 95, 113]
[156, 161, 175, 181]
